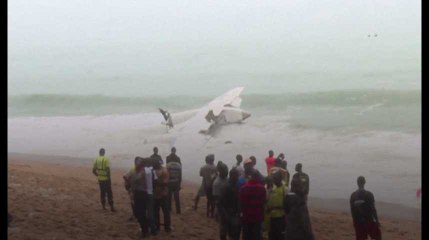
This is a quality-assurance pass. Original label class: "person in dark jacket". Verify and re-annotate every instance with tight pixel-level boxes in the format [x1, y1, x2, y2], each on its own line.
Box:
[350, 176, 381, 240]
[284, 176, 315, 240]
[292, 163, 309, 202]
[218, 167, 241, 240]
[150, 147, 163, 165]
[166, 147, 181, 164]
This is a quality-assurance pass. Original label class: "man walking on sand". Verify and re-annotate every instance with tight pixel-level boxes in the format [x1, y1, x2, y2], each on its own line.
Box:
[92, 148, 115, 212]
[292, 163, 309, 202]
[350, 176, 381, 240]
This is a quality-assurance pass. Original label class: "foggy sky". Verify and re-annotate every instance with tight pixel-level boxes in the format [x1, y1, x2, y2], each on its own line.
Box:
[8, 0, 421, 95]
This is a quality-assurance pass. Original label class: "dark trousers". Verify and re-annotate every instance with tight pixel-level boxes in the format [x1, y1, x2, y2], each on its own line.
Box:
[98, 180, 113, 207]
[168, 185, 181, 214]
[269, 216, 285, 240]
[220, 215, 241, 240]
[134, 190, 148, 234]
[205, 187, 215, 217]
[154, 196, 171, 230]
[145, 194, 157, 233]
[242, 222, 262, 240]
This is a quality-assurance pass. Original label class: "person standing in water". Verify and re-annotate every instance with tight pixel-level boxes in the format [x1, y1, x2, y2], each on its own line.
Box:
[350, 176, 381, 240]
[92, 148, 115, 212]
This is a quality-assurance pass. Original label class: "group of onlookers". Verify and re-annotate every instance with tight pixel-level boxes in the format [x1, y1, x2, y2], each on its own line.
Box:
[93, 147, 182, 238]
[92, 148, 382, 240]
[195, 150, 313, 240]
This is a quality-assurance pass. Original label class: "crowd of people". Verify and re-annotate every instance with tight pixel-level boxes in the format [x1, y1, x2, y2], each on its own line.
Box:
[92, 147, 382, 240]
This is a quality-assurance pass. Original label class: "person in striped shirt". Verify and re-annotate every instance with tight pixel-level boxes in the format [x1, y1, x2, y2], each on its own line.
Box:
[239, 169, 267, 240]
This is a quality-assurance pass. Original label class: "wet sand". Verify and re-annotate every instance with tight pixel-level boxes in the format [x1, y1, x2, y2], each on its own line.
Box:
[8, 155, 421, 240]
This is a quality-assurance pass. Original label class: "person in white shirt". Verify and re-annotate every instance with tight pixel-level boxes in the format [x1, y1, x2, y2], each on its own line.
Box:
[144, 158, 158, 236]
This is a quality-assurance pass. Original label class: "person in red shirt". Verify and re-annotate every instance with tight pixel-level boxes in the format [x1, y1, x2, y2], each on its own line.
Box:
[265, 150, 276, 174]
[240, 169, 267, 240]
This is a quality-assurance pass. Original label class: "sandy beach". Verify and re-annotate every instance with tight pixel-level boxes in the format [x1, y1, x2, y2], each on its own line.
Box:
[8, 155, 421, 240]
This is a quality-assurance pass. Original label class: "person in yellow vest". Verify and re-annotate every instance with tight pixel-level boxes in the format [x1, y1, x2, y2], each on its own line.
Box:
[266, 171, 287, 240]
[92, 148, 115, 212]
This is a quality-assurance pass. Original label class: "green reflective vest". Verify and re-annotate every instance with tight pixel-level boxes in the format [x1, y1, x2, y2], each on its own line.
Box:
[94, 156, 110, 181]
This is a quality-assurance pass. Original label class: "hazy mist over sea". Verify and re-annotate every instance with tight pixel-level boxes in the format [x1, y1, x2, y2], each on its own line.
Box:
[8, 0, 421, 208]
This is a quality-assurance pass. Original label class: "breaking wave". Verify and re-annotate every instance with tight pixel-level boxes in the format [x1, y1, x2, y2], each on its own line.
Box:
[8, 89, 420, 117]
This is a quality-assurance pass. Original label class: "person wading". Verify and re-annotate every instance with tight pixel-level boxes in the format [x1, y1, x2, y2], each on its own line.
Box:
[92, 148, 115, 212]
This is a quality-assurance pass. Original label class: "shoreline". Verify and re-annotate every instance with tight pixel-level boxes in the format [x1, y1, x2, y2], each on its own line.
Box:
[8, 155, 421, 240]
[8, 152, 421, 222]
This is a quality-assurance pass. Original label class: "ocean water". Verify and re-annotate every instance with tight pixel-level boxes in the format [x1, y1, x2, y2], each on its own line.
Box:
[7, 86, 421, 209]
[8, 0, 421, 209]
